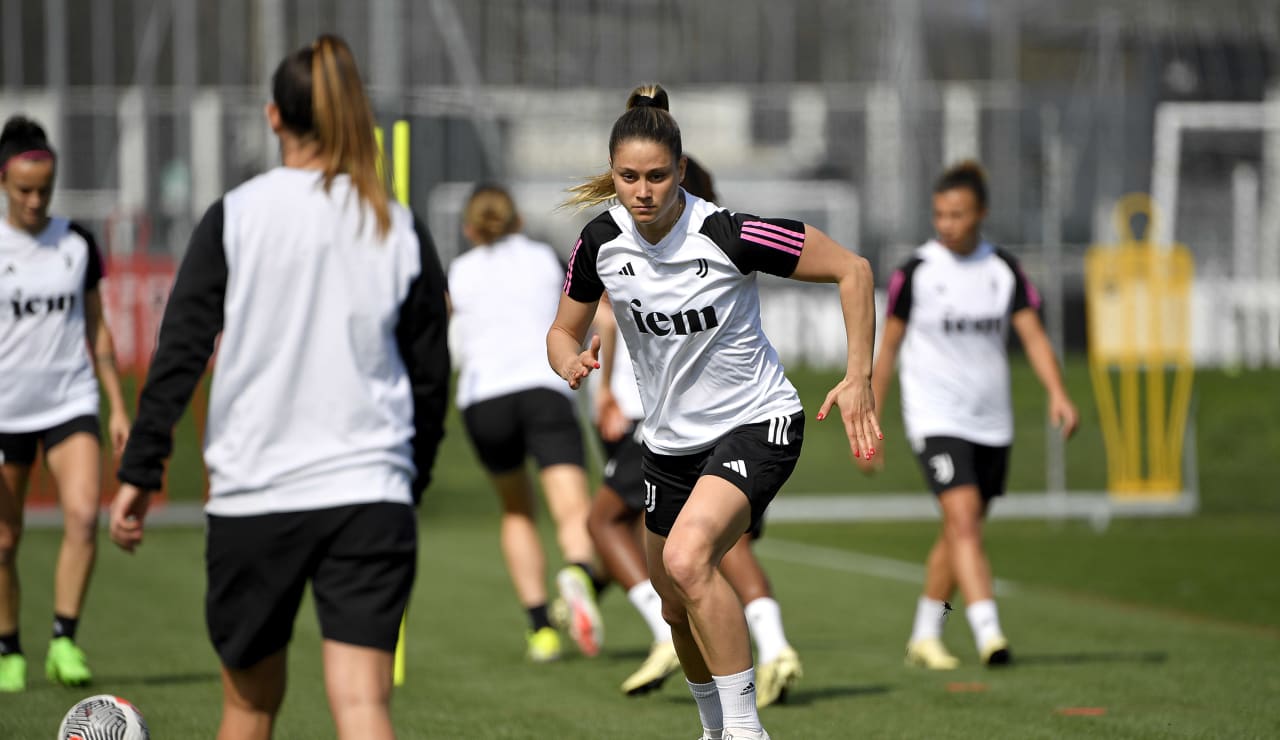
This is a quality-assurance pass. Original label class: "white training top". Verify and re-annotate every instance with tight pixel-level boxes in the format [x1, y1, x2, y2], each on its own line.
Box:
[448, 232, 575, 409]
[120, 167, 451, 516]
[0, 217, 103, 432]
[887, 238, 1041, 447]
[564, 191, 804, 455]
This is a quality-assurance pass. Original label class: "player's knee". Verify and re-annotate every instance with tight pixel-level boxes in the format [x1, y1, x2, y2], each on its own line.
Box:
[943, 516, 982, 544]
[662, 542, 713, 597]
[61, 505, 99, 544]
[0, 526, 19, 565]
[660, 599, 690, 630]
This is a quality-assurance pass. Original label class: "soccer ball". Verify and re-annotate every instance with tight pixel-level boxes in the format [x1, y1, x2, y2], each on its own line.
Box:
[58, 694, 150, 740]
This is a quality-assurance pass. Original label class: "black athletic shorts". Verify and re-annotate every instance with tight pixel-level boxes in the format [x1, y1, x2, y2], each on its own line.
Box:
[205, 502, 417, 670]
[641, 411, 804, 538]
[912, 436, 1011, 500]
[462, 388, 586, 474]
[0, 415, 100, 466]
[608, 422, 765, 538]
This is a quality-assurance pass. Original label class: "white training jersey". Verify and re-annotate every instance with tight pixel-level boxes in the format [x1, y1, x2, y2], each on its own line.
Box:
[449, 232, 573, 408]
[0, 217, 103, 432]
[563, 191, 804, 455]
[119, 167, 452, 516]
[887, 239, 1040, 447]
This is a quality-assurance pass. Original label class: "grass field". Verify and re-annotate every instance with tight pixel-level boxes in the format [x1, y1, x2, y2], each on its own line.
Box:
[4, 357, 1279, 738]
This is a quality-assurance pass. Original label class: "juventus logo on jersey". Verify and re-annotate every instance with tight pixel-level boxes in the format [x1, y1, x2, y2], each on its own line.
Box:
[694, 258, 709, 278]
[928, 453, 955, 485]
[64, 253, 73, 270]
[643, 480, 657, 512]
[618, 262, 636, 276]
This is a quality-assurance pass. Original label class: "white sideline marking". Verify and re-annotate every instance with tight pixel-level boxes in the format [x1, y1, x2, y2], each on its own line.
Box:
[757, 537, 1017, 596]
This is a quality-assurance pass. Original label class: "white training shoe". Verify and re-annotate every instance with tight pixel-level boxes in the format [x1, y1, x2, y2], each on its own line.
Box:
[555, 565, 604, 657]
[723, 728, 770, 740]
[756, 645, 803, 707]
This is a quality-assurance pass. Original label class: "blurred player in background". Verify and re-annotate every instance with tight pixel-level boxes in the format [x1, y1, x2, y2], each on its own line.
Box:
[550, 84, 880, 740]
[448, 184, 605, 663]
[0, 115, 131, 692]
[587, 157, 803, 707]
[864, 160, 1078, 669]
[110, 34, 450, 740]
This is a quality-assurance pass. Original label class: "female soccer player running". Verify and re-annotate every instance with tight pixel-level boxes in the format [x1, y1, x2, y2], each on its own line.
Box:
[449, 184, 604, 663]
[865, 161, 1078, 669]
[549, 84, 880, 740]
[109, 35, 450, 740]
[0, 115, 131, 692]
[587, 157, 803, 707]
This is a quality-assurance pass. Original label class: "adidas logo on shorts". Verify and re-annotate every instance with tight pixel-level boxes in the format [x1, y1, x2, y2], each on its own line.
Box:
[723, 459, 748, 477]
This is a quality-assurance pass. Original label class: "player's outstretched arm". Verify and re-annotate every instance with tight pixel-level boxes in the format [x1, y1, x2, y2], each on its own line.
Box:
[548, 294, 602, 390]
[788, 225, 882, 459]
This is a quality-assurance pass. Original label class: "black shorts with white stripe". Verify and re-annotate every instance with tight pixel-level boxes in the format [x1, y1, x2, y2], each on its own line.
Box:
[912, 436, 1010, 500]
[640, 411, 804, 538]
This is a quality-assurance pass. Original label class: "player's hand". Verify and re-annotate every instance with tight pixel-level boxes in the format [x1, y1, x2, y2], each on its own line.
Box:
[596, 394, 630, 443]
[818, 375, 883, 462]
[109, 484, 154, 554]
[1049, 392, 1079, 440]
[559, 334, 601, 390]
[108, 410, 131, 457]
[854, 449, 884, 475]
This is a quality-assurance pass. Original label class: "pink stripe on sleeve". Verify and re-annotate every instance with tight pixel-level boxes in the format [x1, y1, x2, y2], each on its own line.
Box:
[741, 232, 802, 256]
[886, 269, 906, 315]
[562, 238, 581, 294]
[1018, 265, 1042, 309]
[742, 221, 805, 247]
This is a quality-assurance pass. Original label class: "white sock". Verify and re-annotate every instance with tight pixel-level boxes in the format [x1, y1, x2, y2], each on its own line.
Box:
[744, 597, 789, 664]
[966, 599, 1004, 648]
[627, 580, 671, 643]
[687, 679, 723, 736]
[910, 596, 950, 642]
[714, 667, 762, 733]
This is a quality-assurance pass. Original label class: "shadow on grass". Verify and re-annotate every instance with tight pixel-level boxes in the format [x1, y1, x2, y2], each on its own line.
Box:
[92, 671, 221, 687]
[1014, 650, 1168, 666]
[662, 684, 892, 707]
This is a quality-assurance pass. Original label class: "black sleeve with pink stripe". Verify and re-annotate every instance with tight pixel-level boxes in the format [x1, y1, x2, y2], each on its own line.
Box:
[701, 211, 806, 277]
[562, 212, 620, 303]
[69, 221, 104, 292]
[995, 248, 1042, 313]
[887, 257, 922, 322]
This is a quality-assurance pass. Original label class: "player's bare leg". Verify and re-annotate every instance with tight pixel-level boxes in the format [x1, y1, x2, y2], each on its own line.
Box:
[324, 640, 395, 740]
[0, 463, 30, 638]
[721, 537, 801, 707]
[44, 434, 101, 622]
[489, 470, 548, 610]
[658, 477, 765, 736]
[218, 650, 286, 740]
[906, 535, 961, 669]
[939, 485, 1008, 665]
[541, 464, 604, 656]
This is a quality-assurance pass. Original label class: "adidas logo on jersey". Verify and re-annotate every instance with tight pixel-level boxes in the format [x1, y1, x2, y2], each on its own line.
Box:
[629, 299, 719, 337]
[618, 262, 636, 276]
[723, 459, 748, 477]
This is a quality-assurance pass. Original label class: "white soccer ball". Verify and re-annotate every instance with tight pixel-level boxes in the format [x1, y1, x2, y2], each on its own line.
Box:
[58, 694, 151, 740]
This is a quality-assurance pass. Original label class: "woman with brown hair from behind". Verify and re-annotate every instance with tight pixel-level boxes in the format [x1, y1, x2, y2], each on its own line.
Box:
[110, 35, 450, 740]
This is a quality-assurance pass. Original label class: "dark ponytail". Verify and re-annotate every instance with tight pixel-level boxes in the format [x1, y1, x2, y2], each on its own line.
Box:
[934, 159, 988, 209]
